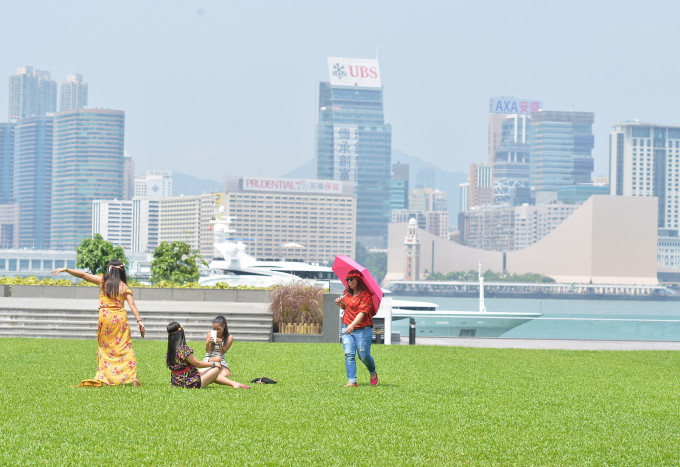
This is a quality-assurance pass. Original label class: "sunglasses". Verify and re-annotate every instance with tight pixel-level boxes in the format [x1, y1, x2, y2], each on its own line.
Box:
[347, 277, 358, 282]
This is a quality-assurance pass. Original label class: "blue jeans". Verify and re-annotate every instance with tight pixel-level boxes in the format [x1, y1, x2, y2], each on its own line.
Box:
[342, 325, 376, 383]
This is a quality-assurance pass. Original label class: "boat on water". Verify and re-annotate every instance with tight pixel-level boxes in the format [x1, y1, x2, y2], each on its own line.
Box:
[198, 214, 344, 292]
[377, 264, 542, 339]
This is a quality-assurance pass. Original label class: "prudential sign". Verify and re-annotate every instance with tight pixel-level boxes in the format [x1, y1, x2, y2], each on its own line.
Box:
[328, 57, 382, 88]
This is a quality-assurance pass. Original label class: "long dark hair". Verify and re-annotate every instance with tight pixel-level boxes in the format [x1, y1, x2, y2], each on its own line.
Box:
[344, 269, 369, 295]
[102, 259, 128, 300]
[166, 321, 186, 367]
[213, 315, 229, 346]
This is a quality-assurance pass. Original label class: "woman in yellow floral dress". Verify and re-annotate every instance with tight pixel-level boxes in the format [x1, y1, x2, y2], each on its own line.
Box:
[53, 260, 145, 386]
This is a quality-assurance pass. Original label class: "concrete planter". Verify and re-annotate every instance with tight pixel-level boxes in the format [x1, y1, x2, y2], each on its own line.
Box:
[271, 333, 324, 343]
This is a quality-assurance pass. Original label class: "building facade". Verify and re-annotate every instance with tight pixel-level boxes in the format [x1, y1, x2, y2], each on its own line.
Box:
[529, 110, 595, 192]
[135, 170, 173, 199]
[158, 193, 217, 258]
[0, 203, 20, 249]
[51, 109, 125, 250]
[14, 116, 53, 249]
[224, 177, 356, 263]
[92, 198, 159, 253]
[392, 209, 449, 239]
[462, 202, 580, 251]
[609, 122, 680, 231]
[59, 74, 88, 111]
[0, 123, 14, 204]
[9, 66, 57, 120]
[315, 57, 391, 248]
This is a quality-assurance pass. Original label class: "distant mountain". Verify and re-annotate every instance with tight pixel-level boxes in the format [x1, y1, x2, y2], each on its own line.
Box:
[173, 172, 223, 196]
[281, 150, 467, 228]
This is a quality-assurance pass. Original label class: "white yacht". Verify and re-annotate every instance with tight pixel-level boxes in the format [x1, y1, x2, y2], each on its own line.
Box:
[377, 264, 542, 338]
[198, 213, 344, 291]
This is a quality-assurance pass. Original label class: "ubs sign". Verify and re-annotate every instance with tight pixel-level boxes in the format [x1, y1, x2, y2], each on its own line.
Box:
[328, 57, 382, 88]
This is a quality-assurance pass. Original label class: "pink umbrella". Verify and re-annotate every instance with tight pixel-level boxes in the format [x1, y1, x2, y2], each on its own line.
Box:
[332, 255, 383, 312]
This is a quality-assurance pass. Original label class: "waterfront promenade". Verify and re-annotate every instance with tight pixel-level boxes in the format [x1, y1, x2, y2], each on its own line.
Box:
[409, 336, 680, 350]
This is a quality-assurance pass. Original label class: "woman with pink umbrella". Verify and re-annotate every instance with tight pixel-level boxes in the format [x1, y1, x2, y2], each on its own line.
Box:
[334, 269, 379, 387]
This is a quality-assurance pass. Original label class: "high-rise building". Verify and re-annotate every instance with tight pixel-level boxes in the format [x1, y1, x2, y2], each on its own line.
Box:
[158, 193, 219, 258]
[488, 97, 542, 203]
[14, 116, 53, 248]
[392, 210, 449, 239]
[135, 170, 173, 198]
[469, 163, 493, 208]
[0, 123, 15, 203]
[223, 177, 356, 263]
[51, 109, 125, 250]
[609, 122, 680, 231]
[59, 74, 88, 111]
[9, 66, 57, 120]
[123, 155, 135, 200]
[0, 203, 20, 249]
[529, 110, 595, 192]
[92, 198, 159, 253]
[390, 162, 409, 212]
[315, 57, 392, 248]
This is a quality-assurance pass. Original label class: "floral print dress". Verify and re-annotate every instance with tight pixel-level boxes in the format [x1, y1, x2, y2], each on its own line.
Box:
[166, 345, 201, 388]
[91, 285, 140, 386]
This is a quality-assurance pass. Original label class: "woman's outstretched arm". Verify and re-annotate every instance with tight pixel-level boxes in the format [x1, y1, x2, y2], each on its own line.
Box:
[52, 267, 102, 285]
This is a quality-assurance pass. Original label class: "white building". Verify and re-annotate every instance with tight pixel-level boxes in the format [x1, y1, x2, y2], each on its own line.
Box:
[158, 193, 217, 258]
[92, 198, 159, 253]
[59, 74, 88, 111]
[134, 170, 173, 199]
[391, 210, 449, 239]
[223, 177, 356, 263]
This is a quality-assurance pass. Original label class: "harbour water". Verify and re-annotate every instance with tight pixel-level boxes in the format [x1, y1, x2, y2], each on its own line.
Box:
[391, 295, 680, 341]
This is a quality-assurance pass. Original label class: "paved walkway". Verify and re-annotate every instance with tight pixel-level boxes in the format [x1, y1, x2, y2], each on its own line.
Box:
[401, 337, 680, 350]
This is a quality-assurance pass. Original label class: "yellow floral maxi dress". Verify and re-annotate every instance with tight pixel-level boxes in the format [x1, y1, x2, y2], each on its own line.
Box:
[87, 286, 140, 386]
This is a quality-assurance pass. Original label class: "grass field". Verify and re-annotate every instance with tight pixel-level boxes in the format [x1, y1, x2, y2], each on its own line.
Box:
[1, 338, 679, 465]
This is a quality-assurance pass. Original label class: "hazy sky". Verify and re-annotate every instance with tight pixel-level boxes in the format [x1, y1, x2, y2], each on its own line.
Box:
[4, 1, 680, 182]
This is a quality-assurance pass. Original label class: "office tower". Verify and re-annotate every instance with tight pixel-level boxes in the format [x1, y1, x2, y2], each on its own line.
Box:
[315, 57, 392, 248]
[610, 122, 680, 231]
[0, 123, 15, 203]
[488, 97, 542, 203]
[134, 170, 173, 198]
[51, 109, 125, 250]
[14, 116, 53, 248]
[529, 110, 595, 192]
[9, 66, 57, 120]
[158, 193, 220, 258]
[59, 74, 88, 111]
[469, 163, 493, 208]
[223, 177, 356, 263]
[0, 203, 20, 248]
[123, 155, 135, 200]
[92, 198, 158, 253]
[390, 162, 409, 212]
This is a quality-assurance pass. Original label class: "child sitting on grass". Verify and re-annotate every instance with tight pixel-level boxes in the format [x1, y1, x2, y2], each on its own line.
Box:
[165, 321, 249, 389]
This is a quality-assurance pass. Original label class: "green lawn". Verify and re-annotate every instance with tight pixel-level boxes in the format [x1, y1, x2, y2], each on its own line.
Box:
[1, 338, 679, 465]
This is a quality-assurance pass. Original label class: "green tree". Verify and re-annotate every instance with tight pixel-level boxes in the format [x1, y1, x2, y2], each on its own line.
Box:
[355, 242, 387, 284]
[76, 234, 128, 275]
[150, 241, 205, 284]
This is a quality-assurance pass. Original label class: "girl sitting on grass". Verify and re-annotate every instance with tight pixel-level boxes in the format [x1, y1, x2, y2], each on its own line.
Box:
[199, 315, 234, 378]
[165, 321, 249, 389]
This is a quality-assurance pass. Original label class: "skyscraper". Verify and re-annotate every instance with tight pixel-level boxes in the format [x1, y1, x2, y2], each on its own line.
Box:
[51, 109, 125, 250]
[14, 116, 53, 248]
[488, 97, 542, 203]
[9, 66, 57, 120]
[609, 122, 680, 230]
[315, 57, 392, 248]
[59, 74, 88, 111]
[529, 110, 595, 192]
[0, 123, 15, 203]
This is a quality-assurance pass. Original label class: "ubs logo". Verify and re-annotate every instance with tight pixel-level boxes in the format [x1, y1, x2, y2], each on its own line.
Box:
[332, 63, 346, 80]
